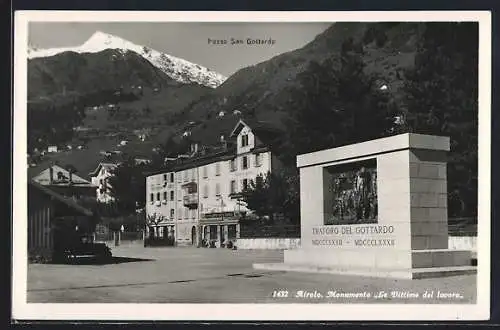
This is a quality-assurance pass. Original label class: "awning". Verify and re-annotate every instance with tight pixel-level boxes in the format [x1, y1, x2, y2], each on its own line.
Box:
[181, 181, 197, 189]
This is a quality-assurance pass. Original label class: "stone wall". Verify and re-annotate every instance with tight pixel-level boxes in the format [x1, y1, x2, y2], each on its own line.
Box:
[235, 238, 301, 250]
[448, 236, 477, 253]
[236, 237, 476, 251]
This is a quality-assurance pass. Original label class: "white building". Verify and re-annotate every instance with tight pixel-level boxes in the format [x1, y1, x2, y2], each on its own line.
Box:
[89, 162, 119, 203]
[31, 164, 96, 199]
[145, 119, 282, 247]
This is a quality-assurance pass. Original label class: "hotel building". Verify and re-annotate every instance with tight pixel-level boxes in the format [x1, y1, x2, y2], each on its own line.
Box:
[89, 162, 119, 204]
[145, 119, 282, 247]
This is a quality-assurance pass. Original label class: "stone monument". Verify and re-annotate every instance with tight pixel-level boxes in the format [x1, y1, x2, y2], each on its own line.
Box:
[254, 133, 476, 279]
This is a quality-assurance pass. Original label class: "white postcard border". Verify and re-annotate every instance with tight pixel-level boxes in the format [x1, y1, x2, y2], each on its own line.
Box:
[12, 10, 492, 321]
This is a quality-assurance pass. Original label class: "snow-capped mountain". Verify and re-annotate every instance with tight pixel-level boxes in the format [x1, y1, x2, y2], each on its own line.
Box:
[28, 31, 227, 88]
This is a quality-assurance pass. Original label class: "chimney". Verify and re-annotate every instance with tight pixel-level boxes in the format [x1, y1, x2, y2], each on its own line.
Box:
[191, 143, 198, 154]
[49, 166, 54, 184]
[69, 171, 73, 184]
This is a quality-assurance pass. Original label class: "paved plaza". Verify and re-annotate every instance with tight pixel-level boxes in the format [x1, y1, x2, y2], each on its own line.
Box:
[27, 246, 476, 304]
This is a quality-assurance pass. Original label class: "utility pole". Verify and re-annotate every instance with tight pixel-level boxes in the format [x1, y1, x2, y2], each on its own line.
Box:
[218, 196, 224, 248]
[196, 166, 200, 247]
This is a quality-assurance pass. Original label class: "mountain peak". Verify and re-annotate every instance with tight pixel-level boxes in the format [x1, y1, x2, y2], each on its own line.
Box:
[84, 31, 117, 45]
[28, 31, 227, 88]
[82, 31, 130, 51]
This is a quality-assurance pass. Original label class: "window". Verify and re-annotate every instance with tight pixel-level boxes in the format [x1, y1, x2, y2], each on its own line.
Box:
[184, 208, 189, 219]
[170, 191, 174, 201]
[99, 179, 103, 185]
[170, 209, 175, 218]
[255, 153, 262, 167]
[203, 185, 208, 198]
[203, 166, 208, 178]
[191, 168, 196, 181]
[156, 192, 161, 201]
[215, 183, 221, 196]
[178, 208, 182, 219]
[230, 180, 237, 194]
[150, 193, 154, 202]
[183, 171, 188, 182]
[242, 156, 248, 170]
[256, 175, 264, 186]
[229, 159, 236, 172]
[242, 179, 248, 191]
[178, 190, 182, 201]
[177, 172, 182, 183]
[163, 174, 168, 181]
[163, 191, 167, 201]
[215, 163, 221, 176]
[187, 184, 197, 194]
[170, 173, 174, 183]
[241, 134, 249, 147]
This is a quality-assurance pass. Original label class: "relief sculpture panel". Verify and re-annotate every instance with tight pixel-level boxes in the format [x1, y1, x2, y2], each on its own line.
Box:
[325, 159, 378, 225]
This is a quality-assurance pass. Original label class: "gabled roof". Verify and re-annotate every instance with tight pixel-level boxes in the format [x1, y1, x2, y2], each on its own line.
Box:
[230, 118, 282, 137]
[89, 162, 120, 177]
[229, 118, 283, 147]
[31, 164, 95, 187]
[29, 180, 93, 216]
[229, 119, 249, 138]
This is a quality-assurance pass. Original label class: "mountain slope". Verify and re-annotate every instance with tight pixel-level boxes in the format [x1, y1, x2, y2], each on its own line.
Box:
[29, 31, 227, 88]
[27, 46, 213, 175]
[28, 23, 424, 177]
[180, 22, 421, 131]
[28, 48, 179, 99]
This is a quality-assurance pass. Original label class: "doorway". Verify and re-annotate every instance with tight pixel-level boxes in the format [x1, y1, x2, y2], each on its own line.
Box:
[219, 225, 225, 247]
[191, 226, 196, 245]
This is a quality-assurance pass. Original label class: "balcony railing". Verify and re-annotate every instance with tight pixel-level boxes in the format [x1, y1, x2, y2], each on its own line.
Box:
[183, 194, 198, 208]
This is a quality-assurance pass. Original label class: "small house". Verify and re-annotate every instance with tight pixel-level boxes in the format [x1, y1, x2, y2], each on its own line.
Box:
[30, 164, 96, 199]
[28, 181, 94, 261]
[89, 162, 120, 204]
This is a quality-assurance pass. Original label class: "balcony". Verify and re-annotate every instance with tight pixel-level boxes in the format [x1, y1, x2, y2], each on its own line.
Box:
[183, 194, 198, 208]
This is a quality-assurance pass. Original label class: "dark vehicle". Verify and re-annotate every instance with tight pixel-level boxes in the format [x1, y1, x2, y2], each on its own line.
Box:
[52, 233, 112, 263]
[144, 235, 175, 247]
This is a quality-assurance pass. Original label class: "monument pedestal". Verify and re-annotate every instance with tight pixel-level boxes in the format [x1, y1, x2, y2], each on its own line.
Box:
[254, 134, 476, 279]
[255, 248, 475, 279]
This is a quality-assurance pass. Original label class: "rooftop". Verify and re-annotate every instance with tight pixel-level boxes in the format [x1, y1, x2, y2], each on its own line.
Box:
[29, 180, 93, 216]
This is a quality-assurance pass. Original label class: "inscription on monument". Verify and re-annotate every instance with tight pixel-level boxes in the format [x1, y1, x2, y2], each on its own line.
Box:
[324, 159, 378, 225]
[311, 225, 395, 248]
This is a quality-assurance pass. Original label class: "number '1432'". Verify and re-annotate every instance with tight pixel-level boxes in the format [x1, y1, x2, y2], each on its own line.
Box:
[272, 290, 289, 298]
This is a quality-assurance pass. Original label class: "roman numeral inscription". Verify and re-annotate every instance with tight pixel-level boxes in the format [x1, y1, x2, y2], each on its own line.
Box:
[311, 225, 396, 248]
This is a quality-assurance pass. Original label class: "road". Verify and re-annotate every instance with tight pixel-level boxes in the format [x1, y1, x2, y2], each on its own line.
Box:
[28, 245, 477, 304]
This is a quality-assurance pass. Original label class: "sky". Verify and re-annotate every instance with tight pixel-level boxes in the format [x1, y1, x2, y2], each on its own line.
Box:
[28, 22, 332, 76]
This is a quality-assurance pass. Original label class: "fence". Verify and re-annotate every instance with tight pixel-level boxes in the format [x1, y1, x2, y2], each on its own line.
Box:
[144, 236, 175, 247]
[448, 217, 477, 237]
[94, 223, 144, 245]
[240, 224, 301, 238]
[120, 231, 144, 241]
[238, 217, 476, 239]
[94, 224, 113, 242]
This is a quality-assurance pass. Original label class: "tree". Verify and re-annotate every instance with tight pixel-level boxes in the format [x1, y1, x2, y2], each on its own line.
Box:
[283, 36, 399, 163]
[242, 169, 300, 224]
[146, 212, 166, 237]
[402, 22, 479, 218]
[108, 158, 147, 215]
